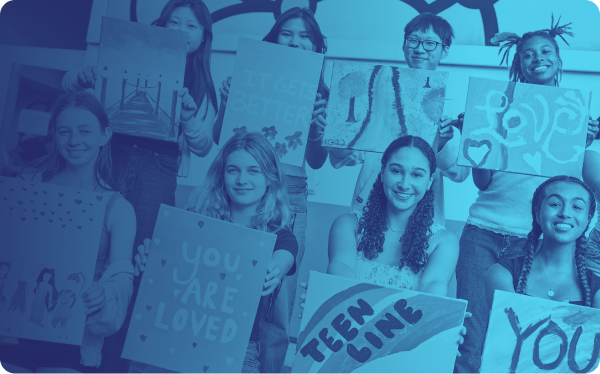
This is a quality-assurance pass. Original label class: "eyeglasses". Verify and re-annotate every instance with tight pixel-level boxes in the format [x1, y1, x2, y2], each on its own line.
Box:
[404, 38, 446, 51]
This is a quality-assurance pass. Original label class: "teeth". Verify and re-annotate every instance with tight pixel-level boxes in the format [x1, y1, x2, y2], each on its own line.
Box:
[533, 66, 548, 72]
[395, 192, 411, 199]
[555, 223, 571, 229]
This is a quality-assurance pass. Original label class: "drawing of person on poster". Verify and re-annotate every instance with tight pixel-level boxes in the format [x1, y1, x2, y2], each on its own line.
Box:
[0, 262, 11, 307]
[51, 273, 85, 339]
[8, 280, 28, 315]
[29, 268, 58, 327]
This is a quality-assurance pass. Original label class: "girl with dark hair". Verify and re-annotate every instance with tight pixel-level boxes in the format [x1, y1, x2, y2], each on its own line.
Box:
[486, 176, 600, 308]
[455, 16, 599, 373]
[0, 92, 136, 372]
[213, 7, 329, 371]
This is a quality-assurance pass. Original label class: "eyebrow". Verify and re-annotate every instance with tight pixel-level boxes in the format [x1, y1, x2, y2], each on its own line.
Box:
[522, 45, 554, 52]
[546, 193, 588, 205]
[388, 163, 428, 173]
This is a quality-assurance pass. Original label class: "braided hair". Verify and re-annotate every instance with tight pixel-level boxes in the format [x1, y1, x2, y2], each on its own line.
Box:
[491, 14, 574, 87]
[357, 136, 437, 274]
[515, 176, 596, 307]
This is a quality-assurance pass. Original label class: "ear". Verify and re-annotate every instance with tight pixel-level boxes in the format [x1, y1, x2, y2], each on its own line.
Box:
[534, 207, 541, 227]
[101, 127, 113, 146]
[441, 45, 449, 60]
[427, 175, 434, 191]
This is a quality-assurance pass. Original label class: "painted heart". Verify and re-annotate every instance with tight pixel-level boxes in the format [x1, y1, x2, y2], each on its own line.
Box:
[96, 196, 103, 201]
[169, 348, 175, 354]
[259, 241, 265, 247]
[523, 152, 542, 175]
[135, 313, 142, 321]
[67, 211, 71, 214]
[148, 279, 154, 284]
[154, 238, 160, 245]
[89, 203, 93, 206]
[6, 328, 10, 332]
[243, 312, 248, 317]
[173, 289, 180, 297]
[20, 217, 25, 221]
[77, 226, 82, 229]
[146, 305, 152, 311]
[140, 335, 147, 342]
[252, 260, 258, 267]
[17, 201, 23, 205]
[34, 217, 38, 221]
[58, 193, 64, 197]
[226, 357, 233, 365]
[219, 273, 226, 280]
[9, 207, 13, 210]
[197, 220, 204, 228]
[74, 199, 82, 205]
[49, 219, 53, 223]
[77, 191, 80, 194]
[193, 343, 198, 349]
[202, 365, 208, 372]
[161, 259, 167, 267]
[68, 219, 72, 222]
[236, 274, 242, 280]
[43, 191, 47, 194]
[9, 188, 14, 192]
[463, 138, 493, 168]
[29, 200, 33, 203]
[61, 224, 66, 228]
[89, 218, 93, 221]
[30, 184, 35, 187]
[32, 210, 36, 213]
[2, 197, 6, 200]
[22, 188, 27, 191]
[163, 210, 170, 218]
[58, 203, 62, 207]
[43, 203, 47, 206]
[59, 218, 63, 221]
[22, 209, 26, 212]
[33, 191, 38, 195]
[51, 211, 55, 215]
[82, 209, 86, 213]
[40, 212, 45, 216]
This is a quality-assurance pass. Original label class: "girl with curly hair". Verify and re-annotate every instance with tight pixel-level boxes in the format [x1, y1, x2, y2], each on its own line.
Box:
[135, 131, 298, 373]
[486, 176, 600, 309]
[455, 16, 600, 373]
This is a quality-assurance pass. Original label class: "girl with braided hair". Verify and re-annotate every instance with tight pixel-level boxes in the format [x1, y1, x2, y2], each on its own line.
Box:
[485, 175, 600, 309]
[455, 16, 600, 373]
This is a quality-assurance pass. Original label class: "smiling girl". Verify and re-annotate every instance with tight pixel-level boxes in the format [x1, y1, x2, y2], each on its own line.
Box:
[0, 91, 136, 372]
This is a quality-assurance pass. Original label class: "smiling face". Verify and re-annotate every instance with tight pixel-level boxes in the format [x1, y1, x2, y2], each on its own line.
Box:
[276, 18, 316, 52]
[403, 27, 448, 71]
[536, 181, 592, 244]
[519, 35, 560, 86]
[224, 149, 268, 211]
[166, 6, 205, 54]
[55, 107, 111, 169]
[381, 146, 433, 213]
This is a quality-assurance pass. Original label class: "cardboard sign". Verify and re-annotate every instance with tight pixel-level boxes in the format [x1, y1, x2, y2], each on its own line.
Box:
[122, 204, 276, 373]
[95, 17, 187, 142]
[323, 61, 447, 152]
[0, 176, 108, 345]
[219, 38, 324, 167]
[480, 290, 600, 373]
[292, 272, 467, 373]
[458, 77, 591, 177]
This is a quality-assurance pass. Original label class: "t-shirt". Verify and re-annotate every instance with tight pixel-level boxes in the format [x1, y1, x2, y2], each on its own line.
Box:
[498, 256, 600, 306]
[249, 228, 298, 342]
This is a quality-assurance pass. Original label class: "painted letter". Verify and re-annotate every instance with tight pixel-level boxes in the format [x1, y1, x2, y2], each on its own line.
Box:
[300, 338, 325, 362]
[318, 328, 343, 352]
[154, 302, 169, 330]
[348, 298, 374, 325]
[173, 243, 201, 285]
[331, 313, 358, 341]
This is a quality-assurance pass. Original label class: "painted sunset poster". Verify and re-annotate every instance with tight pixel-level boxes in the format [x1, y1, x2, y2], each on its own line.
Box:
[95, 17, 187, 142]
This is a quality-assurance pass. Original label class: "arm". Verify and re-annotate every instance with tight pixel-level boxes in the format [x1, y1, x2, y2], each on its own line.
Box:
[437, 128, 471, 183]
[593, 289, 600, 309]
[61, 66, 97, 92]
[484, 263, 516, 308]
[306, 138, 328, 170]
[327, 214, 359, 279]
[419, 230, 459, 297]
[583, 146, 600, 197]
[181, 97, 216, 158]
[305, 96, 329, 170]
[328, 148, 365, 169]
[213, 100, 226, 145]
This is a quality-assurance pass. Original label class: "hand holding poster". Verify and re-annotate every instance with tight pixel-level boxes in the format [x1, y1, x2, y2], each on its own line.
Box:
[458, 77, 591, 177]
[219, 37, 325, 167]
[323, 61, 448, 152]
[0, 176, 108, 345]
[95, 17, 187, 142]
[292, 271, 467, 373]
[122, 204, 275, 373]
[480, 290, 600, 373]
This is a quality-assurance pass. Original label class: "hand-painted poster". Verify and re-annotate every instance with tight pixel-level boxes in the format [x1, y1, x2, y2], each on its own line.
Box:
[323, 61, 448, 153]
[458, 77, 591, 177]
[0, 176, 108, 345]
[292, 271, 467, 373]
[219, 37, 324, 167]
[122, 204, 275, 373]
[95, 17, 187, 142]
[480, 290, 600, 373]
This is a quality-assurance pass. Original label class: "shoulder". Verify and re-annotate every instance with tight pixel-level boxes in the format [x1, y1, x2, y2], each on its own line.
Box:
[107, 194, 135, 228]
[428, 227, 458, 254]
[332, 213, 359, 231]
[17, 172, 42, 182]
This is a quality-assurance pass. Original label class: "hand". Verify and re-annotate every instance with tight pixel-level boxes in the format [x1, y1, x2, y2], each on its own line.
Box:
[179, 88, 197, 123]
[82, 281, 106, 315]
[587, 115, 599, 147]
[219, 77, 231, 104]
[309, 94, 327, 141]
[297, 281, 308, 319]
[77, 66, 98, 89]
[262, 263, 281, 296]
[456, 312, 472, 357]
[450, 112, 465, 133]
[134, 238, 151, 277]
[437, 115, 454, 152]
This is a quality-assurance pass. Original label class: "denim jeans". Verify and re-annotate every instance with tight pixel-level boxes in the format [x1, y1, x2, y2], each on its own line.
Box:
[258, 178, 307, 373]
[588, 227, 600, 277]
[102, 140, 178, 373]
[454, 224, 528, 373]
[242, 341, 261, 373]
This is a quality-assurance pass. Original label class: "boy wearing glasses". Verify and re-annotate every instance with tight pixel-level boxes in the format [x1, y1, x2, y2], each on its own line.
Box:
[325, 12, 468, 224]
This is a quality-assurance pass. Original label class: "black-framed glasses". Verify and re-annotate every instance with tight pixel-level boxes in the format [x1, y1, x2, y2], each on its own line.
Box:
[404, 38, 446, 51]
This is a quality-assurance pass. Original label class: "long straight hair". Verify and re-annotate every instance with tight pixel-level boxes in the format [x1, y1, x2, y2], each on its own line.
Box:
[152, 0, 218, 119]
[186, 131, 292, 232]
[22, 92, 114, 190]
[262, 7, 330, 101]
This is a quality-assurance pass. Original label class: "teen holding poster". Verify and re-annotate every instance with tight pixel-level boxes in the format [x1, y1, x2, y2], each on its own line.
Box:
[0, 92, 136, 372]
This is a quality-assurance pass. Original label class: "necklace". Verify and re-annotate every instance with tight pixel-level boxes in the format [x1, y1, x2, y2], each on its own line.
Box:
[387, 221, 405, 234]
[537, 256, 566, 298]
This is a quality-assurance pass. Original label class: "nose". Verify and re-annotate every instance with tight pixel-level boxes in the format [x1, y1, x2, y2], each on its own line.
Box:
[289, 35, 300, 48]
[236, 171, 248, 185]
[68, 132, 81, 146]
[414, 41, 427, 53]
[558, 206, 572, 219]
[397, 176, 410, 190]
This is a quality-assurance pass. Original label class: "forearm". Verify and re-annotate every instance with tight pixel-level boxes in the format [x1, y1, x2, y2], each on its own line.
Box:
[272, 250, 294, 280]
[305, 139, 328, 170]
[472, 168, 492, 190]
[327, 260, 357, 279]
[182, 115, 213, 158]
[418, 280, 448, 297]
[213, 101, 226, 145]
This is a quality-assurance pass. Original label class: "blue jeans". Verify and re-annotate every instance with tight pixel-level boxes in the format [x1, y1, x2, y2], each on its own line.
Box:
[242, 341, 261, 373]
[588, 227, 600, 277]
[454, 224, 528, 373]
[258, 178, 307, 373]
[103, 139, 178, 373]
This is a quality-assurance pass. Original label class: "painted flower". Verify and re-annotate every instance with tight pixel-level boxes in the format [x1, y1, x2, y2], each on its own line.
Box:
[233, 126, 248, 135]
[262, 126, 278, 140]
[274, 142, 287, 158]
[285, 131, 303, 150]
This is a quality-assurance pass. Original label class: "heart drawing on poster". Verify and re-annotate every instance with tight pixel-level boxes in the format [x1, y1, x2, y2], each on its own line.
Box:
[523, 152, 542, 175]
[463, 139, 492, 168]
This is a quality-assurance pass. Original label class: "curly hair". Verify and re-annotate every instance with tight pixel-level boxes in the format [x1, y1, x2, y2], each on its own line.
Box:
[515, 176, 596, 307]
[491, 14, 573, 87]
[357, 136, 437, 274]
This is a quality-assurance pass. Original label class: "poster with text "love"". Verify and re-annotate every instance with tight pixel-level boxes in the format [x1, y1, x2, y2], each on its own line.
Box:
[220, 37, 324, 167]
[293, 272, 467, 373]
[122, 204, 275, 373]
[480, 290, 600, 373]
